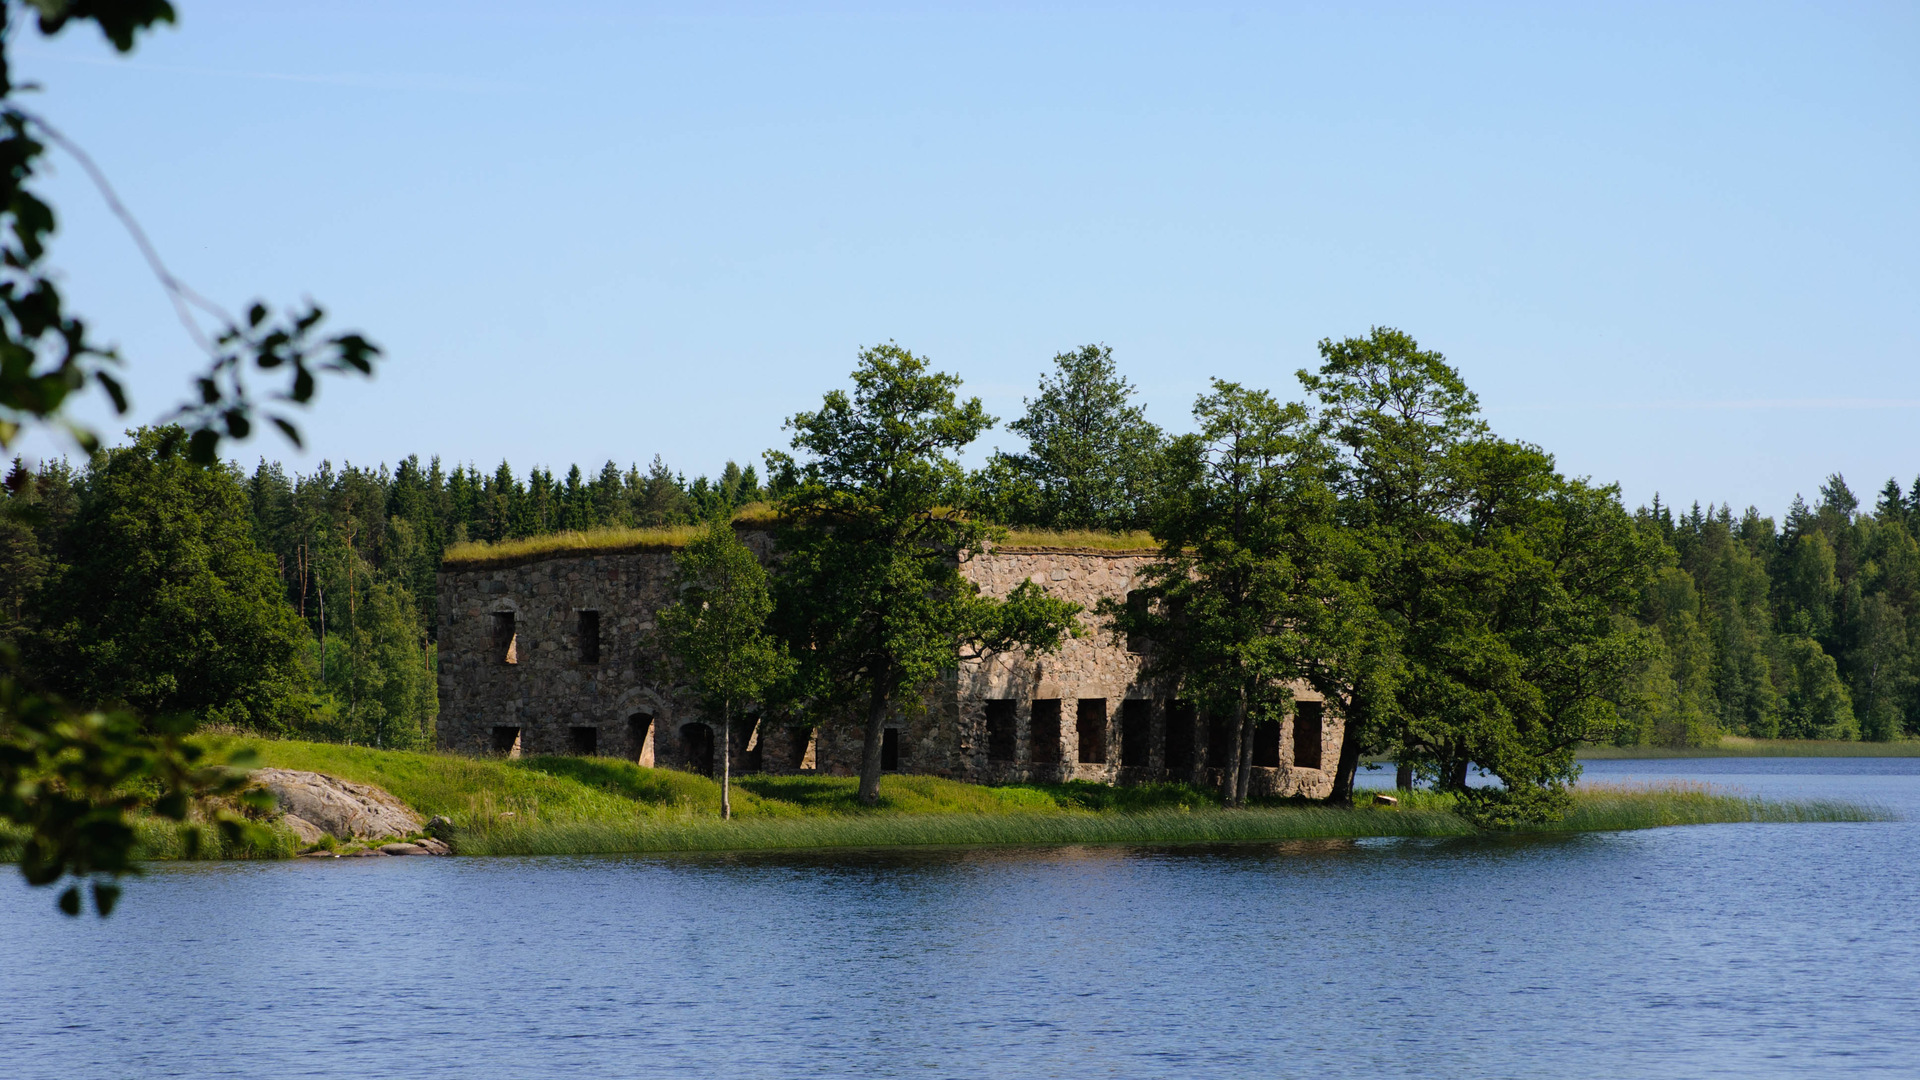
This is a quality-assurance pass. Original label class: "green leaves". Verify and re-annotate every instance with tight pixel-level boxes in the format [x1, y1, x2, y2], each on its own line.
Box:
[1, 640, 273, 916]
[0, 33, 380, 466]
[1295, 330, 1662, 820]
[981, 344, 1165, 531]
[660, 521, 793, 718]
[772, 344, 1081, 803]
[1103, 379, 1340, 805]
[23, 2, 177, 53]
[161, 303, 382, 464]
[25, 428, 315, 731]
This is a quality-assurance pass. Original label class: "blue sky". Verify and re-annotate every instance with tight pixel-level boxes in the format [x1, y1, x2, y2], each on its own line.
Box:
[11, 1, 1918, 515]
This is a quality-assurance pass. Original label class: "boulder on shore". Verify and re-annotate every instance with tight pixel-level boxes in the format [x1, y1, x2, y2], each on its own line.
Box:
[254, 768, 423, 842]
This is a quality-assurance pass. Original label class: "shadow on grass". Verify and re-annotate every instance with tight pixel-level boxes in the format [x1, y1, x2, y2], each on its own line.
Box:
[1020, 780, 1220, 812]
[514, 756, 722, 805]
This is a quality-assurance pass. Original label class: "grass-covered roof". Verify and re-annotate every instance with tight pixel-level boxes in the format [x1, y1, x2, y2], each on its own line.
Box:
[440, 510, 1157, 571]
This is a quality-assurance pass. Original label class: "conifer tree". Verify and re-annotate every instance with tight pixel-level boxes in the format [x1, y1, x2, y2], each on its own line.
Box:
[978, 345, 1165, 531]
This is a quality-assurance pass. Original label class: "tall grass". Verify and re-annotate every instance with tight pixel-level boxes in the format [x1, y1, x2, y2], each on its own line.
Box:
[131, 818, 304, 860]
[997, 529, 1157, 551]
[440, 515, 1163, 569]
[442, 525, 707, 568]
[1552, 781, 1883, 829]
[455, 805, 1478, 856]
[132, 738, 1889, 862]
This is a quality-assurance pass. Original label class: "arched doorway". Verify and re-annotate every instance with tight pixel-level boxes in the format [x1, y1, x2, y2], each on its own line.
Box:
[628, 712, 655, 767]
[680, 722, 715, 778]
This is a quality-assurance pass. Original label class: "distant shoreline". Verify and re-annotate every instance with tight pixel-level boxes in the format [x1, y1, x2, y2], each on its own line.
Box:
[1577, 737, 1920, 759]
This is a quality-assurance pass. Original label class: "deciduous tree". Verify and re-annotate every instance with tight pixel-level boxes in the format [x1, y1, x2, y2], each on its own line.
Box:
[0, 1, 378, 914]
[659, 521, 792, 819]
[1101, 380, 1348, 806]
[768, 344, 1083, 805]
[27, 429, 313, 730]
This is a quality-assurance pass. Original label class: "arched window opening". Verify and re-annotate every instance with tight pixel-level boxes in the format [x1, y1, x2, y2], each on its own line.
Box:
[681, 722, 715, 778]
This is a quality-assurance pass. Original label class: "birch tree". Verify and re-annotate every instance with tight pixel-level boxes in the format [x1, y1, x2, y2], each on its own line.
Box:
[659, 521, 792, 819]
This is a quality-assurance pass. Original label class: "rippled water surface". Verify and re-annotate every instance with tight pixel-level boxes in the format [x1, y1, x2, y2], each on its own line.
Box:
[4, 758, 1917, 1079]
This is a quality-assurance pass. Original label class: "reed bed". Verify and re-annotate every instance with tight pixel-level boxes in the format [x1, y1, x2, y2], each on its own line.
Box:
[130, 818, 304, 860]
[1551, 781, 1885, 830]
[85, 739, 1885, 863]
[453, 784, 1885, 857]
[453, 805, 1479, 857]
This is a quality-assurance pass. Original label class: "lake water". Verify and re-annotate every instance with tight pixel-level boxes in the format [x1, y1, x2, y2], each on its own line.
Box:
[4, 758, 1917, 1079]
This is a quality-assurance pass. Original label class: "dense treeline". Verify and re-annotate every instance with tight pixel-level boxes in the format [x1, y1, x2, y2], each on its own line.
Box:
[1626, 478, 1920, 744]
[5, 338, 1917, 772]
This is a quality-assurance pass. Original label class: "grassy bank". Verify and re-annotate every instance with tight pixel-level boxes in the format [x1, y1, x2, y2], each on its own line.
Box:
[153, 737, 1885, 861]
[1580, 736, 1920, 759]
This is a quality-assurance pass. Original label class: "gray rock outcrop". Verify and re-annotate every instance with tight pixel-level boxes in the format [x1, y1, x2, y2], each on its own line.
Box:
[254, 769, 423, 842]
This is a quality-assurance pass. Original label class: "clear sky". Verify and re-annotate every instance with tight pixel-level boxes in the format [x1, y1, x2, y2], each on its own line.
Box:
[11, 1, 1918, 516]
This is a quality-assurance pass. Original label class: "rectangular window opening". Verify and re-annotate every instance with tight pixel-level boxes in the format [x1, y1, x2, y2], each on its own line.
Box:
[1206, 712, 1231, 769]
[1165, 701, 1195, 771]
[568, 725, 598, 756]
[1030, 699, 1062, 765]
[1253, 718, 1281, 768]
[881, 727, 900, 771]
[1119, 699, 1151, 767]
[1076, 699, 1108, 764]
[491, 725, 522, 758]
[1125, 590, 1149, 653]
[1294, 701, 1324, 770]
[491, 612, 517, 665]
[578, 610, 601, 664]
[984, 699, 1017, 762]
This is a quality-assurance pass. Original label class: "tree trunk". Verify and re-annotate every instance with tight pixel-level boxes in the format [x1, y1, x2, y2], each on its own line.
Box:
[720, 698, 732, 821]
[1327, 695, 1364, 806]
[857, 679, 889, 806]
[1234, 706, 1256, 807]
[1447, 758, 1470, 790]
[1395, 760, 1413, 791]
[1222, 697, 1247, 807]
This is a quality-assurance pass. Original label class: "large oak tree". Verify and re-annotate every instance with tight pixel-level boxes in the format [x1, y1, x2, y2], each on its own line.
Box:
[768, 344, 1082, 805]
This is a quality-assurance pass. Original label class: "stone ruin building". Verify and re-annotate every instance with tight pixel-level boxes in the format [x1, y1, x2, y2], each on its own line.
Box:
[436, 530, 1343, 798]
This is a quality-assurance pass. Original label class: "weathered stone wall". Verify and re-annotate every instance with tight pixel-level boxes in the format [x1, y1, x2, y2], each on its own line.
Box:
[437, 549, 685, 763]
[436, 537, 1340, 797]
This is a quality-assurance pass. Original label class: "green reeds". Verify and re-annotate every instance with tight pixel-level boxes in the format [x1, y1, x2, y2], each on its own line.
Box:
[1545, 781, 1885, 830]
[451, 805, 1477, 857]
[451, 785, 1887, 858]
[130, 818, 304, 860]
[93, 738, 1888, 863]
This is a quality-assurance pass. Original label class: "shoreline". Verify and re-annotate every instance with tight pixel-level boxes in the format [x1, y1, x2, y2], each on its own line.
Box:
[5, 736, 1888, 866]
[446, 790, 1884, 859]
[1576, 738, 1920, 759]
